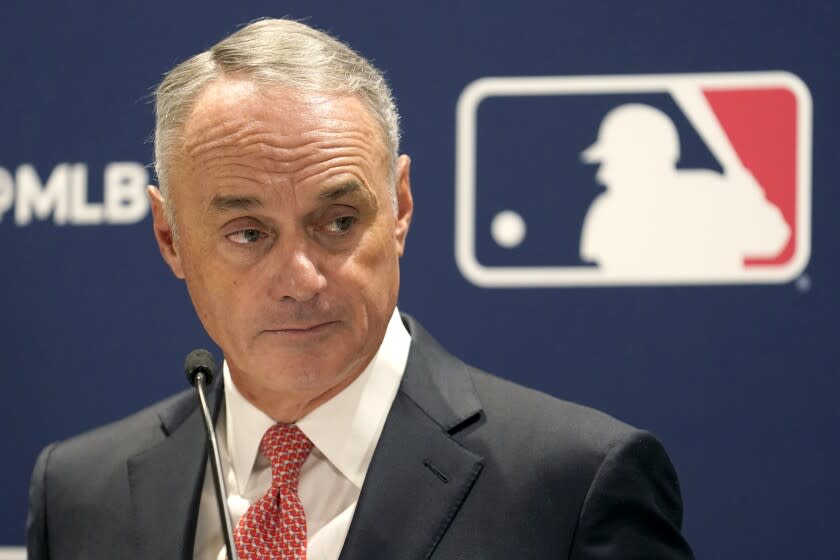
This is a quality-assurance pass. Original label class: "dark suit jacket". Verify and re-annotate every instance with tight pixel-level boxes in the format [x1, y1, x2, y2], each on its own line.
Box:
[27, 316, 694, 559]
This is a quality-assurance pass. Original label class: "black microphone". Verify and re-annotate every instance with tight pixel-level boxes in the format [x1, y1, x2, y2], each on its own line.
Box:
[185, 349, 239, 560]
[185, 348, 217, 385]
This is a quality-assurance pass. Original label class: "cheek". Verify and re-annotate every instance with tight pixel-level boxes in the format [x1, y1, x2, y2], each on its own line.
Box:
[350, 220, 394, 269]
[347, 225, 400, 306]
[180, 244, 242, 326]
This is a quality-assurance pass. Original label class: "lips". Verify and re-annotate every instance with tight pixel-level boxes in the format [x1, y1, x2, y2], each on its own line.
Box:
[263, 321, 338, 334]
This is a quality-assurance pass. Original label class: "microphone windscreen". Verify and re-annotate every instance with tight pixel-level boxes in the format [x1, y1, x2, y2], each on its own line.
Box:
[184, 348, 217, 386]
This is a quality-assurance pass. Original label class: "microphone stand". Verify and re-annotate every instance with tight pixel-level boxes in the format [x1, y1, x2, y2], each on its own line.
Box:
[194, 371, 240, 560]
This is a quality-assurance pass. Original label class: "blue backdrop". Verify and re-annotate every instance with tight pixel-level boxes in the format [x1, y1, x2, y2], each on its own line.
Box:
[2, 1, 838, 558]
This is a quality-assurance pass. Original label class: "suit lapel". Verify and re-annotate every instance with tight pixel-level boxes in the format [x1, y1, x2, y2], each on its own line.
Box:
[338, 316, 485, 560]
[127, 382, 223, 559]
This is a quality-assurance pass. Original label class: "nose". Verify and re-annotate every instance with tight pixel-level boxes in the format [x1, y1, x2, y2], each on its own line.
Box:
[266, 239, 327, 303]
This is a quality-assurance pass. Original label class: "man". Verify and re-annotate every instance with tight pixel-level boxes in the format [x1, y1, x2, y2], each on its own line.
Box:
[27, 18, 694, 559]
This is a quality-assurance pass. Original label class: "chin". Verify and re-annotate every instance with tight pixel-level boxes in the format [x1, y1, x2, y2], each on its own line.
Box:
[252, 349, 347, 381]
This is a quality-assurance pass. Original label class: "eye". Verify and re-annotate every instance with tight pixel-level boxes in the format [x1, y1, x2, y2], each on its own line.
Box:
[323, 215, 358, 234]
[226, 228, 267, 244]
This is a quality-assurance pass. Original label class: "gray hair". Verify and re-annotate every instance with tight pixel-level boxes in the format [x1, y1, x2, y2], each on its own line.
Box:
[153, 18, 401, 227]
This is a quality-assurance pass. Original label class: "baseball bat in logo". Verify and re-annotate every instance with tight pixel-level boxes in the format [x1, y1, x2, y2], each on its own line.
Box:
[455, 72, 812, 287]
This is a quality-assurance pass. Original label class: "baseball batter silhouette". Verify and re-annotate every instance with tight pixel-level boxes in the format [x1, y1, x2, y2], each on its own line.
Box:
[580, 103, 789, 277]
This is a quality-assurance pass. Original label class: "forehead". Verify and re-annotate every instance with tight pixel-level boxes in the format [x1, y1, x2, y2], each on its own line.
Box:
[181, 77, 386, 157]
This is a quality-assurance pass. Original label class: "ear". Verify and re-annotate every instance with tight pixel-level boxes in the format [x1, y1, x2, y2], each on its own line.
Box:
[147, 185, 185, 279]
[393, 154, 414, 257]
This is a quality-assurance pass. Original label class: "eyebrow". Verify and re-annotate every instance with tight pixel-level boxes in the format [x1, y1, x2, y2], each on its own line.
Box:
[208, 195, 264, 213]
[207, 181, 377, 214]
[320, 181, 378, 209]
[319, 182, 362, 200]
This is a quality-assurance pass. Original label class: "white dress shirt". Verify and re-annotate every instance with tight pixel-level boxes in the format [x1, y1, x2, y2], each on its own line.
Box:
[193, 308, 411, 560]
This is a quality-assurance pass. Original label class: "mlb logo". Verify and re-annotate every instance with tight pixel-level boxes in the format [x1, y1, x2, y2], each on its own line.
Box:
[455, 72, 812, 287]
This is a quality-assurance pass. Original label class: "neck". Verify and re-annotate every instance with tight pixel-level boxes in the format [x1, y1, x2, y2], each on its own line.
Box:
[232, 366, 366, 423]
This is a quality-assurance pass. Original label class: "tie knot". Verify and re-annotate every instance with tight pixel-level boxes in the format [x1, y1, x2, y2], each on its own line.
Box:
[259, 423, 313, 486]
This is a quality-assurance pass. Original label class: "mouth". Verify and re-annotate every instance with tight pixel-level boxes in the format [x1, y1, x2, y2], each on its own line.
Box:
[262, 321, 339, 336]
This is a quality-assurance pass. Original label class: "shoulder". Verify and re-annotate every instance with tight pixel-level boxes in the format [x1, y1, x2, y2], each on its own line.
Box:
[467, 367, 640, 465]
[397, 316, 693, 556]
[469, 367, 679, 495]
[460, 367, 691, 555]
[27, 389, 199, 557]
[401, 314, 640, 462]
[37, 388, 194, 479]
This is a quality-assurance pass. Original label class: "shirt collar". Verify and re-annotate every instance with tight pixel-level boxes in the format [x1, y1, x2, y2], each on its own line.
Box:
[223, 364, 275, 494]
[223, 307, 411, 492]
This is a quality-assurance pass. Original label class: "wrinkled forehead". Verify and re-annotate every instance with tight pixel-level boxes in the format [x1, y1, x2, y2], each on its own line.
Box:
[180, 77, 390, 163]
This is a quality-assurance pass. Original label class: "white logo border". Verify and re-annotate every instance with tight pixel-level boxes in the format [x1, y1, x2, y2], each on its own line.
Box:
[454, 72, 813, 288]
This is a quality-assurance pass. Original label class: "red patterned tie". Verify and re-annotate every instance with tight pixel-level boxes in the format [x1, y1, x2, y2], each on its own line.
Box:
[234, 424, 313, 560]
